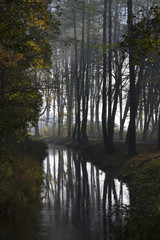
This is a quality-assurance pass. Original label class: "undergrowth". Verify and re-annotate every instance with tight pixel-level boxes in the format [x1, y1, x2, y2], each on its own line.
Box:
[0, 137, 47, 217]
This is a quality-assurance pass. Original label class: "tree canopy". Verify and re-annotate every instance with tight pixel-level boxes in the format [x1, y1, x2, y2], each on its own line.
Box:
[0, 0, 60, 146]
[121, 6, 160, 64]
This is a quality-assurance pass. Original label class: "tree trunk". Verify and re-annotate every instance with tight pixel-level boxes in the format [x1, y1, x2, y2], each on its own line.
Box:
[125, 60, 145, 143]
[107, 0, 115, 154]
[95, 64, 101, 138]
[102, 0, 108, 150]
[66, 51, 73, 138]
[53, 97, 56, 136]
[72, 0, 81, 143]
[0, 64, 5, 158]
[157, 114, 160, 150]
[81, 8, 91, 142]
[90, 65, 95, 137]
[128, 0, 137, 156]
[35, 121, 40, 137]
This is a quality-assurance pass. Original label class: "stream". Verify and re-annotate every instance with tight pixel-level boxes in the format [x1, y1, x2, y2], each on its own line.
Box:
[0, 144, 130, 240]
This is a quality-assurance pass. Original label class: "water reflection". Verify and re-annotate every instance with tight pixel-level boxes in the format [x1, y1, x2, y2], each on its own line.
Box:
[0, 144, 129, 240]
[41, 145, 130, 240]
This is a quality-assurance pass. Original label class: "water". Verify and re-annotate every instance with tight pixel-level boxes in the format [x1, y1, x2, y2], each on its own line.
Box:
[0, 144, 129, 240]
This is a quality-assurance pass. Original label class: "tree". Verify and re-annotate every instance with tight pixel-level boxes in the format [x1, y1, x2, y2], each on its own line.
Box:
[0, 0, 60, 153]
[127, 0, 137, 156]
[102, 0, 108, 149]
[121, 4, 160, 151]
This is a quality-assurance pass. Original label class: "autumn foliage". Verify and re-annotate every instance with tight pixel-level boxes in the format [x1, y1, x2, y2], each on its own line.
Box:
[0, 0, 60, 145]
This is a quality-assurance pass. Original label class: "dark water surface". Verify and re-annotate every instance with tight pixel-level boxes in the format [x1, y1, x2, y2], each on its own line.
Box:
[0, 144, 129, 240]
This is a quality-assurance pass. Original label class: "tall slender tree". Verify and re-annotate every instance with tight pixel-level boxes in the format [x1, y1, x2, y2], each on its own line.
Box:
[127, 0, 137, 156]
[102, 0, 108, 149]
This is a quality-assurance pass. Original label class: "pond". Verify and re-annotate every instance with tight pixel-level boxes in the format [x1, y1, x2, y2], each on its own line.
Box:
[0, 144, 130, 240]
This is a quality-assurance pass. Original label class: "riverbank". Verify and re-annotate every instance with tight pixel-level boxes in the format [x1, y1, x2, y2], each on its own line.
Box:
[42, 137, 158, 177]
[0, 137, 48, 217]
[49, 136, 160, 192]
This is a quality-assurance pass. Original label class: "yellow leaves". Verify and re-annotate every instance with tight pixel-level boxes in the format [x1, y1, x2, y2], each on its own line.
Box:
[8, 92, 21, 100]
[32, 58, 44, 69]
[25, 40, 51, 69]
[0, 0, 54, 71]
[26, 4, 49, 31]
[0, 46, 23, 67]
[27, 40, 36, 47]
[26, 40, 41, 53]
[28, 14, 46, 30]
[45, 64, 50, 69]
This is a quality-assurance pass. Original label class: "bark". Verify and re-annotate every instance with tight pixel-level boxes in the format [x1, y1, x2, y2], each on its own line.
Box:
[151, 102, 159, 137]
[57, 85, 61, 137]
[157, 113, 160, 150]
[125, 60, 145, 143]
[53, 97, 56, 136]
[119, 73, 125, 140]
[81, 8, 91, 142]
[128, 0, 137, 156]
[142, 84, 154, 141]
[102, 0, 108, 149]
[72, 0, 81, 143]
[95, 65, 101, 138]
[107, 0, 115, 154]
[0, 64, 5, 155]
[90, 65, 95, 137]
[66, 52, 73, 138]
[35, 122, 40, 137]
[45, 77, 50, 130]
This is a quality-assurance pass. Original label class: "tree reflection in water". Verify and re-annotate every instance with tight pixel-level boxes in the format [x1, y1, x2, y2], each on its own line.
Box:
[43, 144, 130, 240]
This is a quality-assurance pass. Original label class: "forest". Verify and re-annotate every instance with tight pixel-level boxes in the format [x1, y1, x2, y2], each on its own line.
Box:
[1, 0, 160, 155]
[32, 0, 160, 155]
[0, 0, 160, 239]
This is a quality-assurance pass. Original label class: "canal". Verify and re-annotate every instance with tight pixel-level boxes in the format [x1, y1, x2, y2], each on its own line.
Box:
[0, 144, 129, 240]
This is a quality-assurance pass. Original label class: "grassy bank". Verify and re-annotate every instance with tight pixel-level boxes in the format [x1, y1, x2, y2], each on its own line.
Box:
[50, 137, 158, 175]
[52, 137, 160, 194]
[120, 151, 160, 239]
[0, 137, 48, 217]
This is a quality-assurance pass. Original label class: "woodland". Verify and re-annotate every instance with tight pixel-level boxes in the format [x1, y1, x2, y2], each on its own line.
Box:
[0, 0, 160, 155]
[32, 0, 160, 156]
[0, 0, 160, 236]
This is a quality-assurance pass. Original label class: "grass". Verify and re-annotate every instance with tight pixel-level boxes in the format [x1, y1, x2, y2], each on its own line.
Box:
[0, 137, 48, 217]
[120, 152, 160, 240]
[50, 137, 158, 177]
